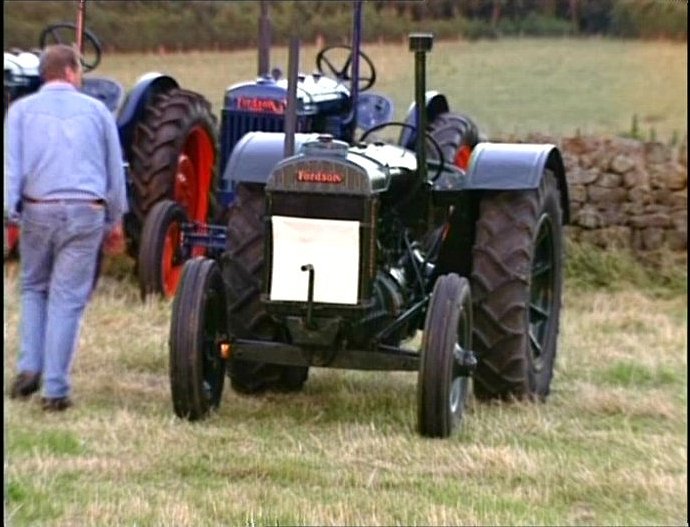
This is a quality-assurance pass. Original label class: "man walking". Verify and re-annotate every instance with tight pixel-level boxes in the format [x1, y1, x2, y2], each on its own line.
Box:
[6, 44, 127, 411]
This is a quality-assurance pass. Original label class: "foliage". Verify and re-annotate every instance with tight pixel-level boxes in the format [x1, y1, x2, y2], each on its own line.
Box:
[611, 0, 689, 40]
[565, 239, 687, 299]
[2, 0, 686, 52]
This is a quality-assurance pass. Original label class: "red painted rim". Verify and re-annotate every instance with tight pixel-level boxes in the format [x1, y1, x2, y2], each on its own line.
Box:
[161, 221, 183, 298]
[173, 126, 215, 224]
[161, 217, 205, 299]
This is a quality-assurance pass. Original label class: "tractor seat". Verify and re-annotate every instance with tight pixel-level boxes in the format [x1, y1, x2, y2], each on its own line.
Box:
[357, 93, 395, 134]
[80, 76, 124, 114]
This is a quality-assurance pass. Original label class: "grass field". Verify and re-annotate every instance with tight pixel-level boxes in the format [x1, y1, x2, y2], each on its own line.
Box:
[3, 245, 687, 526]
[96, 38, 688, 141]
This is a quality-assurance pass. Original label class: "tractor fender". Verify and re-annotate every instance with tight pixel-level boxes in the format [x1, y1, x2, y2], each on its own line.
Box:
[222, 131, 321, 189]
[465, 142, 570, 224]
[398, 91, 450, 150]
[116, 72, 179, 161]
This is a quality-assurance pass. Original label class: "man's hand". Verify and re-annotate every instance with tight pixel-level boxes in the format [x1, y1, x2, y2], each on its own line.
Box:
[102, 222, 126, 256]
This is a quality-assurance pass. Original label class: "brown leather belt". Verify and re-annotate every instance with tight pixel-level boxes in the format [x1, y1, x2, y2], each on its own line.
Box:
[23, 196, 105, 205]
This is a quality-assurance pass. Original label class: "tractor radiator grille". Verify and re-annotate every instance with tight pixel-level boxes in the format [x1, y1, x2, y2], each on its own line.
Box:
[220, 109, 312, 168]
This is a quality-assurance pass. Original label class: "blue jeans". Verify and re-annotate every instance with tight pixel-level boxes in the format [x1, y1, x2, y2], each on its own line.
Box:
[18, 201, 105, 398]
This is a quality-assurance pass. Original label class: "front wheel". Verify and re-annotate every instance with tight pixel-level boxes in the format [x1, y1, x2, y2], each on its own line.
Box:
[417, 274, 473, 438]
[169, 257, 228, 421]
[138, 199, 202, 299]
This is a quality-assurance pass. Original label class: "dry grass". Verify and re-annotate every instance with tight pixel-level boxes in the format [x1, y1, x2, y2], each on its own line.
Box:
[3, 253, 687, 526]
[96, 38, 688, 141]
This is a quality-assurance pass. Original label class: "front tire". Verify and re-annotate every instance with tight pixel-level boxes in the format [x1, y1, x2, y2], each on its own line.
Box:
[470, 171, 564, 400]
[137, 199, 191, 299]
[417, 274, 473, 438]
[170, 257, 227, 420]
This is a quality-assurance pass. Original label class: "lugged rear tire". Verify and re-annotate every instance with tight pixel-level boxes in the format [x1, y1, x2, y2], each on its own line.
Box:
[470, 170, 564, 400]
[169, 257, 227, 420]
[221, 183, 309, 394]
[126, 88, 218, 256]
[427, 112, 479, 170]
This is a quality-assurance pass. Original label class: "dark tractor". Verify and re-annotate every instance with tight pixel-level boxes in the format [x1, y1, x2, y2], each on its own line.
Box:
[168, 28, 569, 438]
[137, 1, 406, 298]
[3, 2, 218, 293]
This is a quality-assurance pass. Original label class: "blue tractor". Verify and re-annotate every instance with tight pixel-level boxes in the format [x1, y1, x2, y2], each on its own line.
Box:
[136, 0, 403, 298]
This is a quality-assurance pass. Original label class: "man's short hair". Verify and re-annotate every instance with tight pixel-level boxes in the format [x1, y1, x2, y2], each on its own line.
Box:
[39, 44, 81, 81]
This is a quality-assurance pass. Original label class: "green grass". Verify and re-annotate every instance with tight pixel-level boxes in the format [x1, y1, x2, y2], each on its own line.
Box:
[3, 244, 687, 526]
[96, 38, 687, 141]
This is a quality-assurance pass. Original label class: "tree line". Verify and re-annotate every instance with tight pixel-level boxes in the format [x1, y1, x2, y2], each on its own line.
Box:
[4, 0, 687, 53]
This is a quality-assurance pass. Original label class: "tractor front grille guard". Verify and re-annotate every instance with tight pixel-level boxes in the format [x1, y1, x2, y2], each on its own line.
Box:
[219, 109, 313, 169]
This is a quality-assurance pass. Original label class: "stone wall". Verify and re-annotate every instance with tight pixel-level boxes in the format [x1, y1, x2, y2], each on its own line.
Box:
[525, 134, 687, 252]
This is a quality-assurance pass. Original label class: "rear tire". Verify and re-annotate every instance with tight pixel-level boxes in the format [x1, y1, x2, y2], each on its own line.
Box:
[417, 274, 473, 438]
[427, 112, 479, 170]
[126, 88, 217, 256]
[170, 257, 227, 420]
[221, 183, 309, 394]
[470, 170, 564, 400]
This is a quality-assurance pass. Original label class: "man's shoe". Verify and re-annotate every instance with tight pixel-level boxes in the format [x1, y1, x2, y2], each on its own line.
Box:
[9, 372, 41, 399]
[41, 397, 73, 412]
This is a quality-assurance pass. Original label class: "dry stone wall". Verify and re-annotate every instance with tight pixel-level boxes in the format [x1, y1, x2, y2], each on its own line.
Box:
[523, 134, 687, 252]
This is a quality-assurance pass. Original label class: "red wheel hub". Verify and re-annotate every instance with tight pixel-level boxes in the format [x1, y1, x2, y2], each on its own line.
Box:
[173, 126, 215, 224]
[161, 218, 204, 299]
[161, 222, 183, 298]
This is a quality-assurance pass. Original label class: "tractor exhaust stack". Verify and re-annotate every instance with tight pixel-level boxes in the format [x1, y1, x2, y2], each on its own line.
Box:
[409, 33, 434, 185]
[76, 0, 86, 55]
[257, 1, 270, 77]
[283, 36, 300, 158]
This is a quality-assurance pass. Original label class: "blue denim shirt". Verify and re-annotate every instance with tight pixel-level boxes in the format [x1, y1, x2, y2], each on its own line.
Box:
[5, 81, 128, 227]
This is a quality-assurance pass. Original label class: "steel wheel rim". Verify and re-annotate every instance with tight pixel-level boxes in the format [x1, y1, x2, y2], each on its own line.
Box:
[449, 306, 471, 417]
[201, 284, 224, 404]
[529, 213, 556, 372]
[173, 126, 214, 224]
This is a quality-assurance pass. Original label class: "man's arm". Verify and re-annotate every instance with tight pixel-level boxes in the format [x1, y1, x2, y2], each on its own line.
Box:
[102, 108, 127, 229]
[5, 103, 24, 222]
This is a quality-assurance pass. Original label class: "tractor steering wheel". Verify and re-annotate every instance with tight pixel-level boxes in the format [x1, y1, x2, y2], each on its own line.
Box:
[38, 23, 102, 72]
[315, 45, 376, 92]
[359, 122, 445, 183]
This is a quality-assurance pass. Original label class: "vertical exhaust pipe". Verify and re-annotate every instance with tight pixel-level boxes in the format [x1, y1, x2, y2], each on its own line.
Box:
[346, 0, 364, 141]
[76, 0, 86, 55]
[283, 36, 300, 158]
[409, 33, 434, 185]
[257, 1, 270, 77]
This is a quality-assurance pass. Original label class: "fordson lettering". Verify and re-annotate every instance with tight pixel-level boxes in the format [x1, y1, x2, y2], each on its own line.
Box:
[237, 96, 286, 114]
[296, 170, 344, 184]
